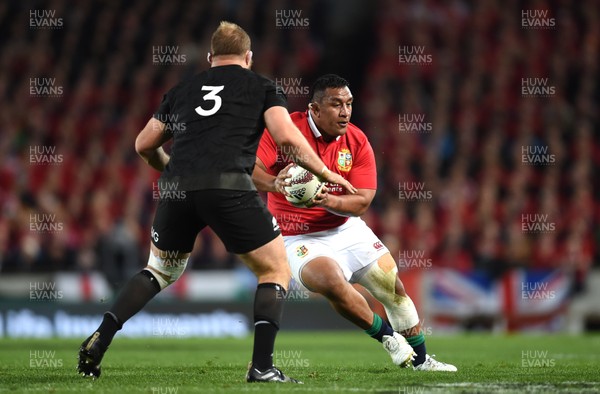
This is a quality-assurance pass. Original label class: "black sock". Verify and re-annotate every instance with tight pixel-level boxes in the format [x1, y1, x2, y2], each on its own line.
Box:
[406, 333, 427, 366]
[252, 283, 285, 371]
[95, 312, 121, 348]
[96, 270, 161, 346]
[365, 314, 394, 343]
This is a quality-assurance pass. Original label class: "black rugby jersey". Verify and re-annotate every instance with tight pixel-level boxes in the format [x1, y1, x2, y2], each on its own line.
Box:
[153, 65, 286, 191]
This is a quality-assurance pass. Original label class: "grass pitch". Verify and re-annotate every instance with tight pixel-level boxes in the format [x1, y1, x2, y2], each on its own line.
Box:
[0, 332, 598, 393]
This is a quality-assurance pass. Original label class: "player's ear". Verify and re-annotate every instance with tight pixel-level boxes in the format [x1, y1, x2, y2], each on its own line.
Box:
[206, 52, 212, 65]
[309, 102, 319, 116]
[245, 50, 253, 66]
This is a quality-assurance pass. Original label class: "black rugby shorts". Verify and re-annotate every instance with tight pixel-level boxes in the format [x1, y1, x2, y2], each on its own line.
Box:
[150, 190, 280, 254]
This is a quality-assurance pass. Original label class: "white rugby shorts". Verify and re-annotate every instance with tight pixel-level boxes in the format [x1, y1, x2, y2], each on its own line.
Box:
[283, 217, 389, 288]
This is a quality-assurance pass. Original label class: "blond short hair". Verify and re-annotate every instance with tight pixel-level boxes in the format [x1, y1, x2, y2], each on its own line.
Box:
[210, 21, 251, 57]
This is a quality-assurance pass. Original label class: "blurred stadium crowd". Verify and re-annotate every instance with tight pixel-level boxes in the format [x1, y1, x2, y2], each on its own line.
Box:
[0, 1, 597, 292]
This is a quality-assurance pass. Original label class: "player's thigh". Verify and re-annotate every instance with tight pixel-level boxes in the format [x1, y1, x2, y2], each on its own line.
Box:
[331, 218, 390, 283]
[151, 195, 205, 253]
[196, 189, 287, 281]
[300, 256, 350, 296]
[282, 236, 349, 290]
[238, 234, 290, 281]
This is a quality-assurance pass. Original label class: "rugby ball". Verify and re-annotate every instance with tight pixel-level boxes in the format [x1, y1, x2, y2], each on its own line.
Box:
[284, 165, 324, 208]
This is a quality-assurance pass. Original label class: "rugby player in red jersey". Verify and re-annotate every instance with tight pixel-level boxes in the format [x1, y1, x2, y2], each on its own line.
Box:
[253, 74, 456, 371]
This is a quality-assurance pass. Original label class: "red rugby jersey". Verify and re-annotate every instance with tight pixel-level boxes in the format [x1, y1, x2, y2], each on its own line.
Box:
[257, 111, 377, 235]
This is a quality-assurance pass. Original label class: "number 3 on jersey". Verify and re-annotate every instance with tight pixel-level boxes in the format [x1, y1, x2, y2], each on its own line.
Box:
[195, 85, 224, 116]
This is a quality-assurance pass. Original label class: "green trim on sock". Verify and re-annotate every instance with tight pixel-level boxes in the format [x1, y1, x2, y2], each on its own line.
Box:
[365, 314, 383, 337]
[406, 332, 425, 347]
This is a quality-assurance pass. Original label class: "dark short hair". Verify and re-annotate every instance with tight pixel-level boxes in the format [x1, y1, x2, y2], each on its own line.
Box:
[310, 74, 350, 102]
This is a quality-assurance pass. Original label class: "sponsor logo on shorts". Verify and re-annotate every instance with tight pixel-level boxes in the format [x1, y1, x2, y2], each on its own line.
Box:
[151, 227, 159, 242]
[296, 245, 309, 258]
[373, 241, 384, 250]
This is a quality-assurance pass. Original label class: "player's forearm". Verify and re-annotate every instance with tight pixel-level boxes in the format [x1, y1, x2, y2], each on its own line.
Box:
[264, 107, 327, 177]
[321, 194, 370, 217]
[138, 147, 170, 172]
[280, 134, 327, 178]
[252, 166, 277, 192]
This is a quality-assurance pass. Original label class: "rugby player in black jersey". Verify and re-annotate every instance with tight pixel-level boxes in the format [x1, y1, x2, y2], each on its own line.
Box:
[77, 21, 355, 383]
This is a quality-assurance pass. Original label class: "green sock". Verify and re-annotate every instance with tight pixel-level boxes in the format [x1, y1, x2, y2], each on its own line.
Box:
[406, 333, 426, 365]
[364, 314, 394, 342]
[406, 332, 425, 347]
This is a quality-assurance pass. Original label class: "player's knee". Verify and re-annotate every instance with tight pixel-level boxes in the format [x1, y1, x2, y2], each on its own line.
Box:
[145, 249, 189, 290]
[361, 261, 420, 330]
[377, 253, 397, 273]
[360, 257, 398, 296]
[255, 260, 291, 285]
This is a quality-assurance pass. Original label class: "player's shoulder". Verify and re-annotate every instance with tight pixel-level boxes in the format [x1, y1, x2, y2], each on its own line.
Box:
[232, 68, 278, 91]
[188, 66, 272, 86]
[289, 111, 308, 123]
[289, 111, 311, 135]
[251, 70, 276, 84]
[346, 122, 370, 142]
[163, 75, 189, 96]
[165, 71, 208, 96]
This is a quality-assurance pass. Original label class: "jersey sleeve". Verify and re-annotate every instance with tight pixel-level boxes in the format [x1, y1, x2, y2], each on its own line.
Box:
[152, 91, 174, 134]
[348, 137, 377, 189]
[256, 128, 279, 173]
[262, 77, 287, 111]
[153, 91, 171, 121]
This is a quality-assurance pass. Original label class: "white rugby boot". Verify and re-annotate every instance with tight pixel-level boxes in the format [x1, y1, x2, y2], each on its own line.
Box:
[382, 332, 416, 368]
[414, 354, 457, 372]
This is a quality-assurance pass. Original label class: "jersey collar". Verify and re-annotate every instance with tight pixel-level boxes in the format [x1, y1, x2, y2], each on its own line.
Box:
[307, 111, 341, 141]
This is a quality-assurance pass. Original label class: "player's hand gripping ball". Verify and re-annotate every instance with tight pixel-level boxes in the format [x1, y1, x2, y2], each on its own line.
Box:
[284, 165, 325, 208]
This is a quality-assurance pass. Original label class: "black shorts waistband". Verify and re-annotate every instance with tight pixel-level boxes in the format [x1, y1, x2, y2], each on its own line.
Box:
[157, 172, 256, 191]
